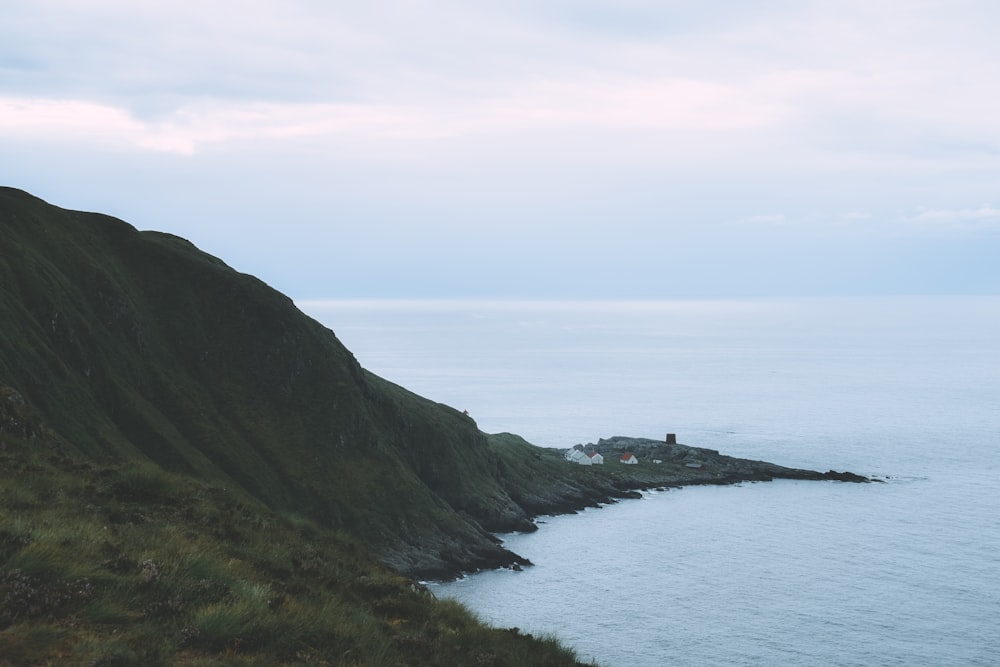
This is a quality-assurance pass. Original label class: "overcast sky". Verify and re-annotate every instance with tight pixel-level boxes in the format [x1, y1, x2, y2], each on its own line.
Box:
[2, 1, 998, 298]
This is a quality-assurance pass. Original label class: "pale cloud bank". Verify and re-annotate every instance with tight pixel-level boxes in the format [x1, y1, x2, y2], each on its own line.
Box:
[909, 205, 1000, 231]
[736, 214, 788, 226]
[0, 76, 791, 156]
[0, 97, 440, 154]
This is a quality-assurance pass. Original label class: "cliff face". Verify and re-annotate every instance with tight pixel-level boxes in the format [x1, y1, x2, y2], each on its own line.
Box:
[0, 187, 533, 577]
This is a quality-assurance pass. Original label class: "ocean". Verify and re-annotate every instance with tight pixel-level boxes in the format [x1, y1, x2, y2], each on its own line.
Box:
[298, 297, 1000, 667]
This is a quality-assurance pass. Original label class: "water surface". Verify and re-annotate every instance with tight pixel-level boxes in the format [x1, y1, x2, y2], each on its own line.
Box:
[300, 297, 1000, 666]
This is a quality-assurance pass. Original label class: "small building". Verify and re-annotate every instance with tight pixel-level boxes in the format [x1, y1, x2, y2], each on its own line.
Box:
[620, 453, 638, 465]
[587, 451, 604, 465]
[565, 448, 592, 465]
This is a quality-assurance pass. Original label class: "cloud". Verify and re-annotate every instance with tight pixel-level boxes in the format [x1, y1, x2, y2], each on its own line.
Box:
[0, 72, 792, 156]
[0, 96, 446, 155]
[736, 214, 787, 226]
[908, 205, 1000, 231]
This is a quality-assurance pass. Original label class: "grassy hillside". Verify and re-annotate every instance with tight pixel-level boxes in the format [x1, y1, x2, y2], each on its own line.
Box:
[0, 406, 581, 666]
[0, 187, 594, 664]
[0, 186, 542, 577]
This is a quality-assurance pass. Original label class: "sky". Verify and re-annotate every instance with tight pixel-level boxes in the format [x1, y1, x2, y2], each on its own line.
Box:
[2, 0, 999, 299]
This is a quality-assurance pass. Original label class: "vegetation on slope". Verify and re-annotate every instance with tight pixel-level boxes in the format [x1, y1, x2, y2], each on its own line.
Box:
[0, 410, 581, 666]
[0, 186, 538, 577]
[0, 187, 595, 664]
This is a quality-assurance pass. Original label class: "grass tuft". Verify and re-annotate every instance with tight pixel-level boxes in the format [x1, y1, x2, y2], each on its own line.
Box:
[112, 461, 181, 503]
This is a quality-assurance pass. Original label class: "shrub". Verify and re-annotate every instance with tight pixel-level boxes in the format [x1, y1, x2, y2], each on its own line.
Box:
[112, 462, 178, 503]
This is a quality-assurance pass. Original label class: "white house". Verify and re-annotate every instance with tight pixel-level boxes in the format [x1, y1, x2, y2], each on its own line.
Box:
[587, 451, 604, 465]
[565, 448, 592, 465]
[620, 452, 639, 465]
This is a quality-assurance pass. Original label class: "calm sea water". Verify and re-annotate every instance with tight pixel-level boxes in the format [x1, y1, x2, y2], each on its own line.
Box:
[299, 297, 1000, 667]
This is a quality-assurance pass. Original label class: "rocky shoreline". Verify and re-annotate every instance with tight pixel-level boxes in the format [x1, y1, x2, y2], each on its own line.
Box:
[513, 436, 868, 519]
[586, 435, 871, 484]
[413, 436, 871, 580]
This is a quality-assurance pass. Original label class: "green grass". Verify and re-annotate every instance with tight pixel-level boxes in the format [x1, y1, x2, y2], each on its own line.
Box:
[0, 432, 590, 665]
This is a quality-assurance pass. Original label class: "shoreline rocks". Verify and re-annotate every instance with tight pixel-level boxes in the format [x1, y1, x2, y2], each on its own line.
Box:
[425, 435, 872, 580]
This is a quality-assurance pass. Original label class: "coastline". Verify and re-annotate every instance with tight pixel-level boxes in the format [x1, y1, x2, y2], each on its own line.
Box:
[414, 435, 870, 581]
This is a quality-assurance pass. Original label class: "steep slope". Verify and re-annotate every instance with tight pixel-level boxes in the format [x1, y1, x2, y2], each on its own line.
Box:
[0, 186, 532, 578]
[0, 393, 585, 666]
